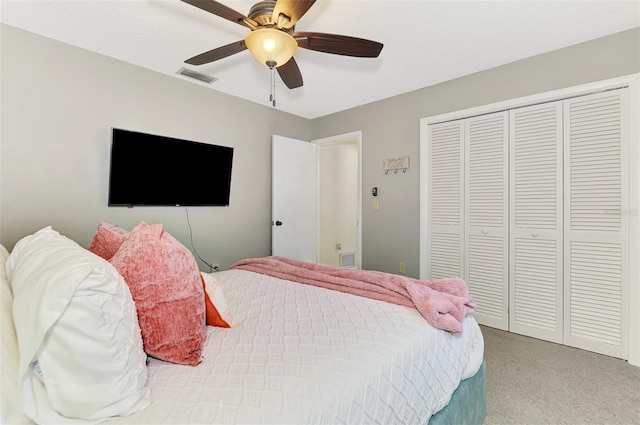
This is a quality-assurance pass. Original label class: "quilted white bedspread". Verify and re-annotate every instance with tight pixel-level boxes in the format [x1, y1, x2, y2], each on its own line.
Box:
[117, 269, 484, 424]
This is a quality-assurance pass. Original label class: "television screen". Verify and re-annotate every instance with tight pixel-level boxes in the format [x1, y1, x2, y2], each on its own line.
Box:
[108, 128, 234, 207]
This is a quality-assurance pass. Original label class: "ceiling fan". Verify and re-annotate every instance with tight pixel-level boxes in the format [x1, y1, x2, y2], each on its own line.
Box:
[180, 0, 383, 92]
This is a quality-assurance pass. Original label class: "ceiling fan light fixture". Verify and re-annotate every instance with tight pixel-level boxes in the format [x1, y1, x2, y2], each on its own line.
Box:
[245, 28, 297, 67]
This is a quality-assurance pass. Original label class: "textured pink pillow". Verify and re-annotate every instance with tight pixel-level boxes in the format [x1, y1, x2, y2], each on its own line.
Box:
[87, 222, 129, 260]
[110, 222, 206, 366]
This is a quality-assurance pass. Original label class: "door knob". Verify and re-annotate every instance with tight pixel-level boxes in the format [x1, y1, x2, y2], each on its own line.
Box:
[274, 220, 283, 226]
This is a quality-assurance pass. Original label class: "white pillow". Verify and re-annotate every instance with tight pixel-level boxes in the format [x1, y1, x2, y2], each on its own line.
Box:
[5, 227, 150, 424]
[202, 272, 233, 326]
[1, 244, 33, 424]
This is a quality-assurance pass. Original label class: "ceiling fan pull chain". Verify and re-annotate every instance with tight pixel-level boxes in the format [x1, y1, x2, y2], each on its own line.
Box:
[267, 60, 276, 107]
[272, 66, 276, 107]
[271, 67, 275, 107]
[269, 67, 274, 103]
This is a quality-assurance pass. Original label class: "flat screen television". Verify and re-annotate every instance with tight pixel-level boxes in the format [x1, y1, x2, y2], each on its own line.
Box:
[108, 128, 234, 207]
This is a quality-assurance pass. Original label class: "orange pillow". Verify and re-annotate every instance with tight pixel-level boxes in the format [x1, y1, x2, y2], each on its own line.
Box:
[201, 274, 230, 328]
[110, 222, 206, 366]
[87, 222, 129, 260]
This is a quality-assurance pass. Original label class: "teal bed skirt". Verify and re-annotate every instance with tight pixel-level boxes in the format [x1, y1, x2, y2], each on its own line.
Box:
[428, 360, 486, 425]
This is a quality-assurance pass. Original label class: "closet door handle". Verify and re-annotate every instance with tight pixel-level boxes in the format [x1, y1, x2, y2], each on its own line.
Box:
[532, 232, 539, 237]
[481, 229, 488, 235]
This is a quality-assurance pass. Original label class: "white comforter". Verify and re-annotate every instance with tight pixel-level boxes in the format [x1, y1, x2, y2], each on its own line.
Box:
[116, 269, 484, 424]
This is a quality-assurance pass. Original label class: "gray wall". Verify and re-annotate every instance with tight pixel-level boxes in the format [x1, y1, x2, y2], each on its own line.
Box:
[310, 27, 640, 277]
[0, 24, 309, 270]
[1, 24, 639, 276]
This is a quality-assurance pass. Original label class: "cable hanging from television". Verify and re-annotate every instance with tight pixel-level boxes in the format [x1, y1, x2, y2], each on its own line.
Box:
[184, 207, 218, 273]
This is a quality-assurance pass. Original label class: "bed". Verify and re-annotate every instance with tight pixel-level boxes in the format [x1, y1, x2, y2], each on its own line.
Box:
[1, 225, 485, 424]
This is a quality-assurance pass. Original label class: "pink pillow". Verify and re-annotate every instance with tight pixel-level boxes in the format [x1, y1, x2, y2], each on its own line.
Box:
[110, 222, 205, 366]
[87, 222, 129, 260]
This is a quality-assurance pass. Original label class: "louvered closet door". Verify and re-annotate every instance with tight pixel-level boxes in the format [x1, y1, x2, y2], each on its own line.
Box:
[465, 112, 509, 330]
[427, 121, 464, 279]
[509, 102, 564, 343]
[564, 89, 628, 359]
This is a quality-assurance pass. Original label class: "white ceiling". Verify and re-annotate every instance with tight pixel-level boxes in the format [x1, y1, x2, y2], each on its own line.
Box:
[1, 1, 639, 119]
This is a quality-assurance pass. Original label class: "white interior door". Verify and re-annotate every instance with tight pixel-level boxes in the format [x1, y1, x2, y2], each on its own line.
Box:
[272, 135, 317, 262]
[563, 90, 628, 359]
[425, 114, 509, 330]
[426, 121, 465, 279]
[509, 101, 564, 343]
[465, 112, 510, 330]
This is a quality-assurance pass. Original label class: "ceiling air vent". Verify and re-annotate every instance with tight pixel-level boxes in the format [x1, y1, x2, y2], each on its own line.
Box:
[176, 67, 217, 84]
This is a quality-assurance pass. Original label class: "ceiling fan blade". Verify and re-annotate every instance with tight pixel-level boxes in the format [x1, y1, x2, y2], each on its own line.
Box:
[272, 0, 316, 29]
[277, 58, 303, 89]
[181, 0, 257, 29]
[185, 40, 247, 65]
[294, 32, 383, 58]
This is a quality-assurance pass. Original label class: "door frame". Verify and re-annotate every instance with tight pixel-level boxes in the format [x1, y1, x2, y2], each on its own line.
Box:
[312, 131, 363, 269]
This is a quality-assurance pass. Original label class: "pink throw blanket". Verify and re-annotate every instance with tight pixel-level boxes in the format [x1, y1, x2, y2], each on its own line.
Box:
[229, 256, 476, 335]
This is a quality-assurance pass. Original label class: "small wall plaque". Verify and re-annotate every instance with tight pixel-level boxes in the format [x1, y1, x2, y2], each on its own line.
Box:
[384, 156, 410, 174]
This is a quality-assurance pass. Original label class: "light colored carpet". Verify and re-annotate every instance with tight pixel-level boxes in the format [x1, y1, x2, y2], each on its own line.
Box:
[481, 325, 640, 425]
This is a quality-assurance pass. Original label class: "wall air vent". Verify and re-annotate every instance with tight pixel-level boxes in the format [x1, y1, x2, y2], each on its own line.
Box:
[340, 252, 356, 268]
[176, 67, 218, 84]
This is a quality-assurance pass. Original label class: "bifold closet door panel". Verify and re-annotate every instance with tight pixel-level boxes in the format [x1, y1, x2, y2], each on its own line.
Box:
[426, 121, 465, 280]
[465, 112, 509, 330]
[509, 102, 564, 343]
[563, 89, 628, 359]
